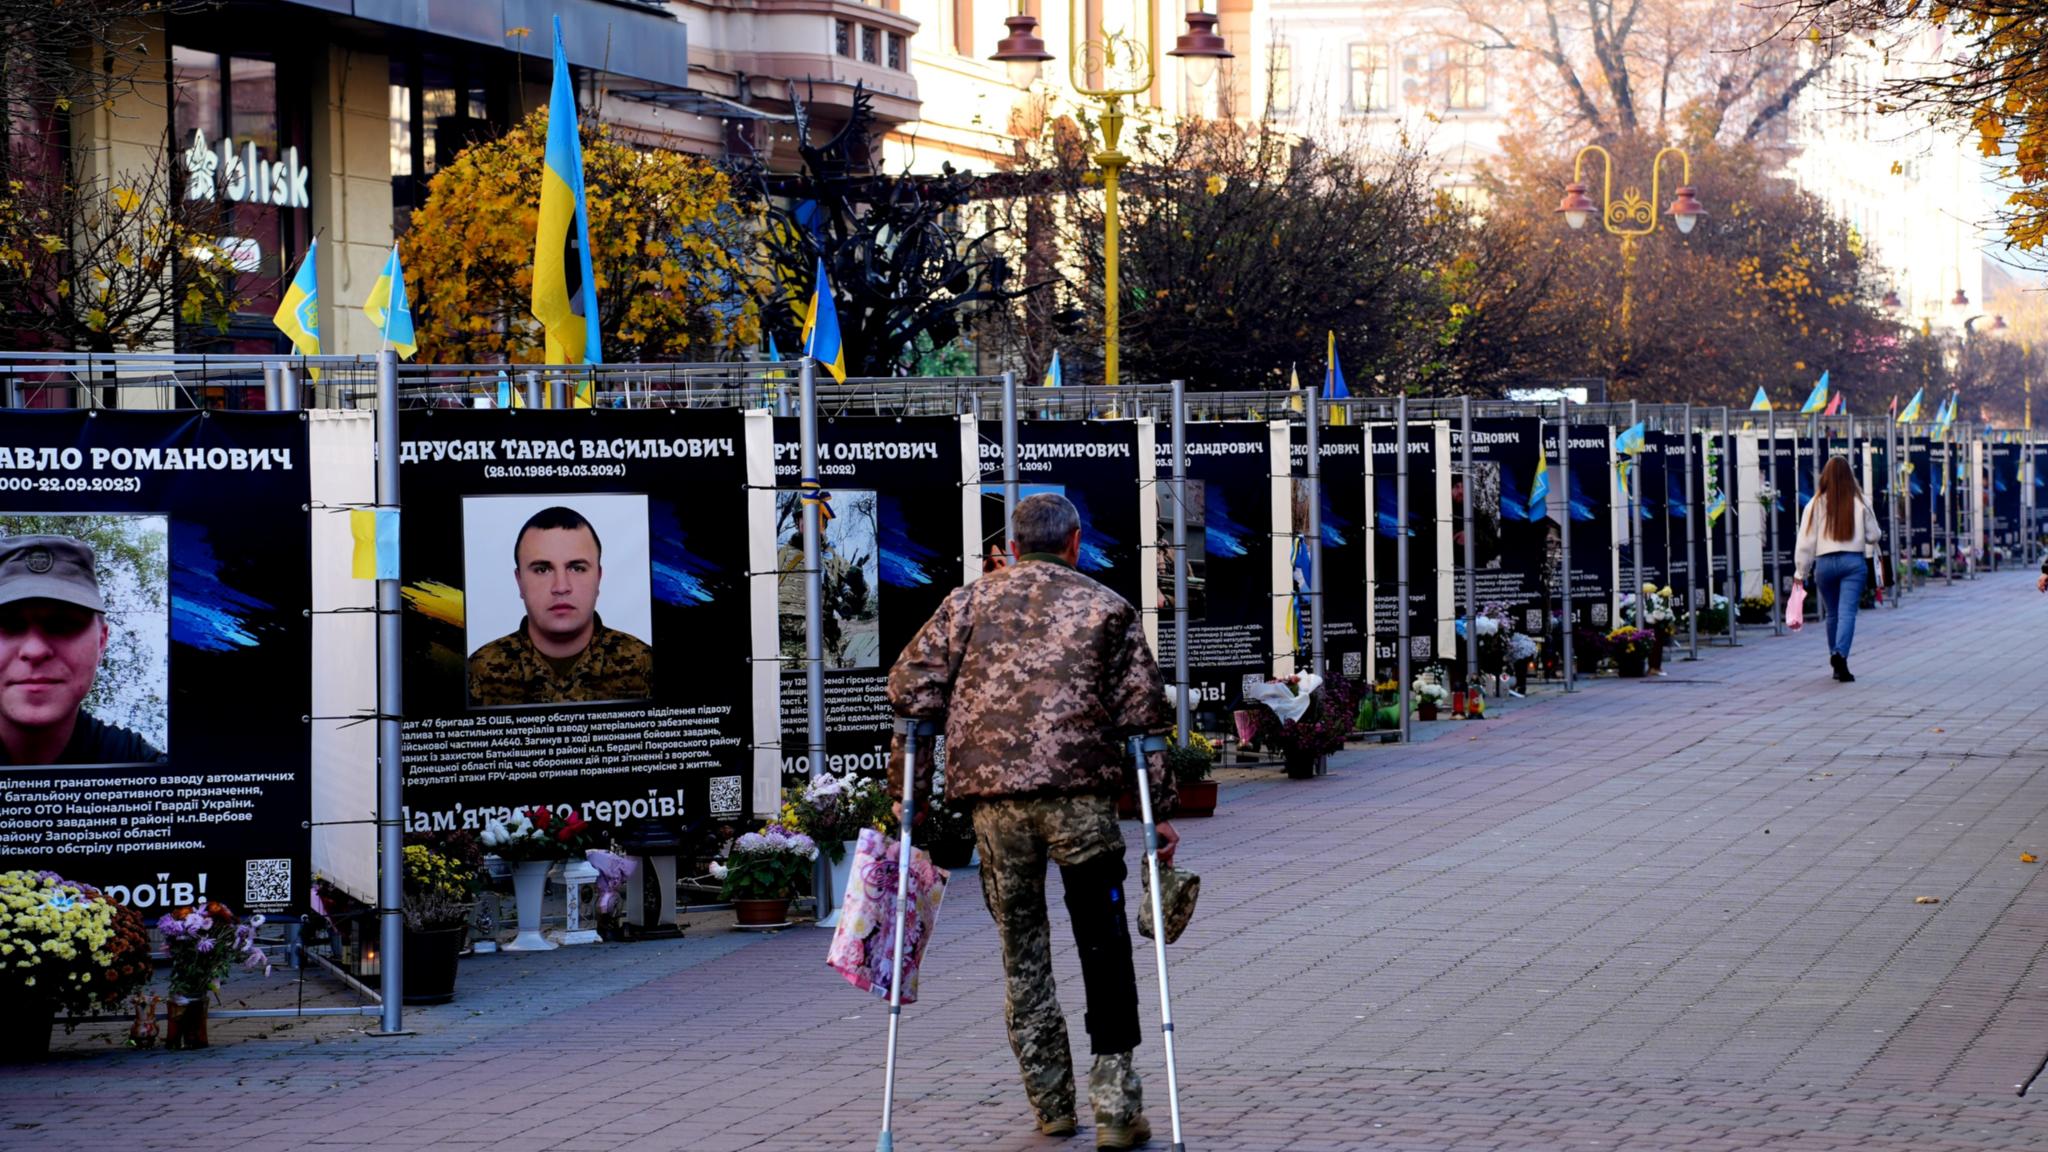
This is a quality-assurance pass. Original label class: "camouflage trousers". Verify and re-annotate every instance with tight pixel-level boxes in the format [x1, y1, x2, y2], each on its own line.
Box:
[972, 793, 1144, 1128]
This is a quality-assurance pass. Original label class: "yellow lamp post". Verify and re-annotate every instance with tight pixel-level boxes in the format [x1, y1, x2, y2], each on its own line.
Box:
[1555, 145, 1706, 360]
[993, 3, 1232, 387]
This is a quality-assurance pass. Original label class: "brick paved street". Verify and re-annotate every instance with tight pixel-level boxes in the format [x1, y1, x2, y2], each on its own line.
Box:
[6, 572, 2048, 1151]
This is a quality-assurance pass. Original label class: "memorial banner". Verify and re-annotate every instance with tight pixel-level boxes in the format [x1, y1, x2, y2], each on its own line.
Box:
[1654, 429, 1695, 606]
[1762, 430, 1799, 576]
[0, 412, 310, 914]
[1699, 428, 1732, 593]
[1451, 417, 1548, 635]
[976, 419, 1152, 624]
[1543, 423, 1618, 630]
[398, 409, 775, 835]
[1154, 422, 1288, 711]
[1990, 442, 2021, 549]
[1365, 423, 1456, 675]
[776, 415, 978, 777]
[1905, 436, 1934, 556]
[1289, 425, 1368, 680]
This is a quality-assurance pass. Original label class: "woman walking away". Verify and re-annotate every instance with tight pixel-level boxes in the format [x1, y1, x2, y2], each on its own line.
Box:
[1794, 456, 1884, 682]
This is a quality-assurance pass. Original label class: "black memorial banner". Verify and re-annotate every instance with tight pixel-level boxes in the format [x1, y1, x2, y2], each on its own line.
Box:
[1547, 424, 1616, 629]
[1905, 437, 1934, 556]
[398, 409, 762, 835]
[1453, 417, 1548, 635]
[1619, 431, 1673, 593]
[776, 415, 975, 775]
[1762, 432, 1798, 576]
[0, 412, 310, 914]
[1990, 442, 2021, 549]
[1290, 424, 1368, 680]
[976, 420, 1146, 610]
[1366, 424, 1451, 670]
[2034, 444, 2048, 541]
[1155, 422, 1283, 712]
[1655, 429, 1695, 605]
[1699, 428, 1732, 591]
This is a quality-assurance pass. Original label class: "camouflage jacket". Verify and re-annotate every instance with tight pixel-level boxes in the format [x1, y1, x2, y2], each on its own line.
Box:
[468, 615, 654, 706]
[888, 555, 1174, 815]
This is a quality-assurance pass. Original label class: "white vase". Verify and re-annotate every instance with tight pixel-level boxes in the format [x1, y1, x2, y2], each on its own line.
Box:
[815, 839, 860, 929]
[558, 858, 600, 946]
[506, 860, 558, 951]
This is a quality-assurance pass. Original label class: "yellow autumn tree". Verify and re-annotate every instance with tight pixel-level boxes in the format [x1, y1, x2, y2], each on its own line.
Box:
[400, 109, 761, 363]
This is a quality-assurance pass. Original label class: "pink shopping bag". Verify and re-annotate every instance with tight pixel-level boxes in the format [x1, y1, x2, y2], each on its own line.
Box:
[1785, 582, 1806, 631]
[826, 827, 949, 1004]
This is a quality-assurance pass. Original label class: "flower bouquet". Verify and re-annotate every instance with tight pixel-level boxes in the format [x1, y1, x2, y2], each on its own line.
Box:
[1245, 674, 1360, 776]
[1472, 602, 1514, 674]
[714, 825, 819, 925]
[157, 900, 270, 1049]
[1571, 625, 1611, 673]
[1412, 670, 1450, 720]
[1688, 593, 1731, 635]
[1737, 584, 1775, 625]
[1167, 729, 1219, 816]
[1605, 626, 1658, 677]
[401, 844, 479, 932]
[788, 771, 894, 864]
[0, 870, 152, 1057]
[481, 805, 600, 862]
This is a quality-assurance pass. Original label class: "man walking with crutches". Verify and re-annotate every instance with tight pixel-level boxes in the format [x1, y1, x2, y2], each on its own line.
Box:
[889, 492, 1180, 1149]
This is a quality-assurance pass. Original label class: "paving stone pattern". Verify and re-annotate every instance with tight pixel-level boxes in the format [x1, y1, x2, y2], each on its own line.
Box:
[5, 573, 2048, 1150]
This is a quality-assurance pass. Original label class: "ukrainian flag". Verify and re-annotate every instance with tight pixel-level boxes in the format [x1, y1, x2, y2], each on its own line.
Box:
[1708, 488, 1728, 523]
[803, 256, 846, 382]
[1527, 440, 1550, 519]
[1615, 421, 1646, 456]
[1324, 332, 1350, 426]
[1899, 388, 1923, 423]
[531, 16, 602, 368]
[1799, 371, 1830, 415]
[362, 244, 417, 359]
[1045, 349, 1063, 388]
[1750, 386, 1771, 412]
[1934, 393, 1957, 436]
[272, 238, 320, 378]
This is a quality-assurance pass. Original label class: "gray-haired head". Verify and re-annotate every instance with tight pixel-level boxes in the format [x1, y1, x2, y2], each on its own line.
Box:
[1012, 493, 1081, 555]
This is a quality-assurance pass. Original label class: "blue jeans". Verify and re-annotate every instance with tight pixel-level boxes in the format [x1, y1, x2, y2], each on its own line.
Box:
[1814, 552, 1866, 658]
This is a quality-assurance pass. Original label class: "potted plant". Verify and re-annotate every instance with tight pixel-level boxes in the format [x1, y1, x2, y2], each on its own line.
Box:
[1168, 729, 1219, 816]
[1689, 594, 1731, 636]
[1507, 632, 1539, 695]
[1472, 602, 1513, 676]
[1606, 627, 1657, 677]
[1623, 584, 1677, 673]
[1572, 625, 1610, 674]
[1412, 672, 1450, 720]
[157, 900, 270, 1050]
[1737, 585, 1775, 625]
[481, 806, 600, 952]
[0, 870, 152, 1061]
[713, 825, 819, 927]
[400, 844, 479, 1005]
[788, 770, 893, 913]
[1247, 674, 1359, 777]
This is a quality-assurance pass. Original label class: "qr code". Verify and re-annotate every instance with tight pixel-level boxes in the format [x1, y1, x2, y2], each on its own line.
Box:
[1410, 636, 1433, 660]
[1525, 609, 1544, 632]
[1342, 651, 1363, 678]
[1240, 674, 1263, 698]
[244, 858, 291, 906]
[708, 775, 743, 818]
[1591, 604, 1610, 626]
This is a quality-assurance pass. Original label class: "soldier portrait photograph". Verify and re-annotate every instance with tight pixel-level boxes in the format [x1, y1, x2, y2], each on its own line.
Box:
[775, 487, 879, 670]
[0, 527, 169, 767]
[463, 496, 655, 707]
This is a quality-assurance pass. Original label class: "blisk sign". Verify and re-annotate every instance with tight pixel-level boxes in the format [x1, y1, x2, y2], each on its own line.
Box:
[182, 129, 310, 209]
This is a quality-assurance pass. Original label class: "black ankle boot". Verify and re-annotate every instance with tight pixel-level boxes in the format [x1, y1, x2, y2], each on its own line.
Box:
[1830, 653, 1847, 681]
[1834, 654, 1855, 683]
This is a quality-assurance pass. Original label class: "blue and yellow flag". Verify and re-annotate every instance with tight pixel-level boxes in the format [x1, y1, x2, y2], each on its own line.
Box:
[1799, 371, 1830, 415]
[803, 256, 846, 382]
[1324, 332, 1350, 426]
[1045, 349, 1063, 388]
[1527, 439, 1550, 519]
[363, 244, 417, 359]
[1707, 488, 1728, 523]
[1899, 388, 1923, 423]
[1615, 421, 1646, 456]
[1934, 393, 1957, 437]
[272, 238, 320, 378]
[1750, 386, 1771, 412]
[532, 16, 602, 367]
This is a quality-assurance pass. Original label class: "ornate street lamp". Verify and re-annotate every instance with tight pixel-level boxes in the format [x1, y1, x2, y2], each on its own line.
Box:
[993, 3, 1233, 387]
[1555, 144, 1704, 356]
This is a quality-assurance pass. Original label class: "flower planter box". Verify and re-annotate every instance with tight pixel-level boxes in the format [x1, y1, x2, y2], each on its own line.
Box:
[402, 925, 468, 1005]
[1176, 780, 1218, 816]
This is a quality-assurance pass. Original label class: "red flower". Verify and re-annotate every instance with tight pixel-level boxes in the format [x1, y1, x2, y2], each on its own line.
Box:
[533, 805, 553, 829]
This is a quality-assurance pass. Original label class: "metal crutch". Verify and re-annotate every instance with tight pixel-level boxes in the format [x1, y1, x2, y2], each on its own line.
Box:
[877, 715, 942, 1152]
[1129, 733, 1188, 1152]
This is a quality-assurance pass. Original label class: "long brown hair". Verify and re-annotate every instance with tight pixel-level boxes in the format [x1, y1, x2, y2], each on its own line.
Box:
[1816, 456, 1863, 541]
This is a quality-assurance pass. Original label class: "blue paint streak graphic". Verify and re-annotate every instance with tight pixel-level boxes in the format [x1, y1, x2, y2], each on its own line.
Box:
[170, 526, 272, 652]
[1204, 489, 1250, 557]
[1319, 488, 1350, 548]
[649, 501, 719, 607]
[1498, 465, 1530, 523]
[1065, 487, 1119, 573]
[879, 494, 938, 588]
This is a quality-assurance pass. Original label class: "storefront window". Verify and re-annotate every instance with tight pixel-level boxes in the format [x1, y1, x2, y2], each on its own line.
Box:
[390, 52, 507, 237]
[171, 45, 304, 353]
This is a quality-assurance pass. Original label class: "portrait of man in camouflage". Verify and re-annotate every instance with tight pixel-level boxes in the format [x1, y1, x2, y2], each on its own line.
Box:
[467, 505, 654, 707]
[889, 492, 1180, 1150]
[775, 488, 879, 669]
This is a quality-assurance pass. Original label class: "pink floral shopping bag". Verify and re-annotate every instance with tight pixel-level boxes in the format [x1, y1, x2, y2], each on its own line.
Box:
[826, 827, 949, 1003]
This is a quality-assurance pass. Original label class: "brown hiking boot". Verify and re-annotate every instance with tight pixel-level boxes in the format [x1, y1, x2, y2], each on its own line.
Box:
[1039, 1114, 1077, 1137]
[1095, 1114, 1151, 1149]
